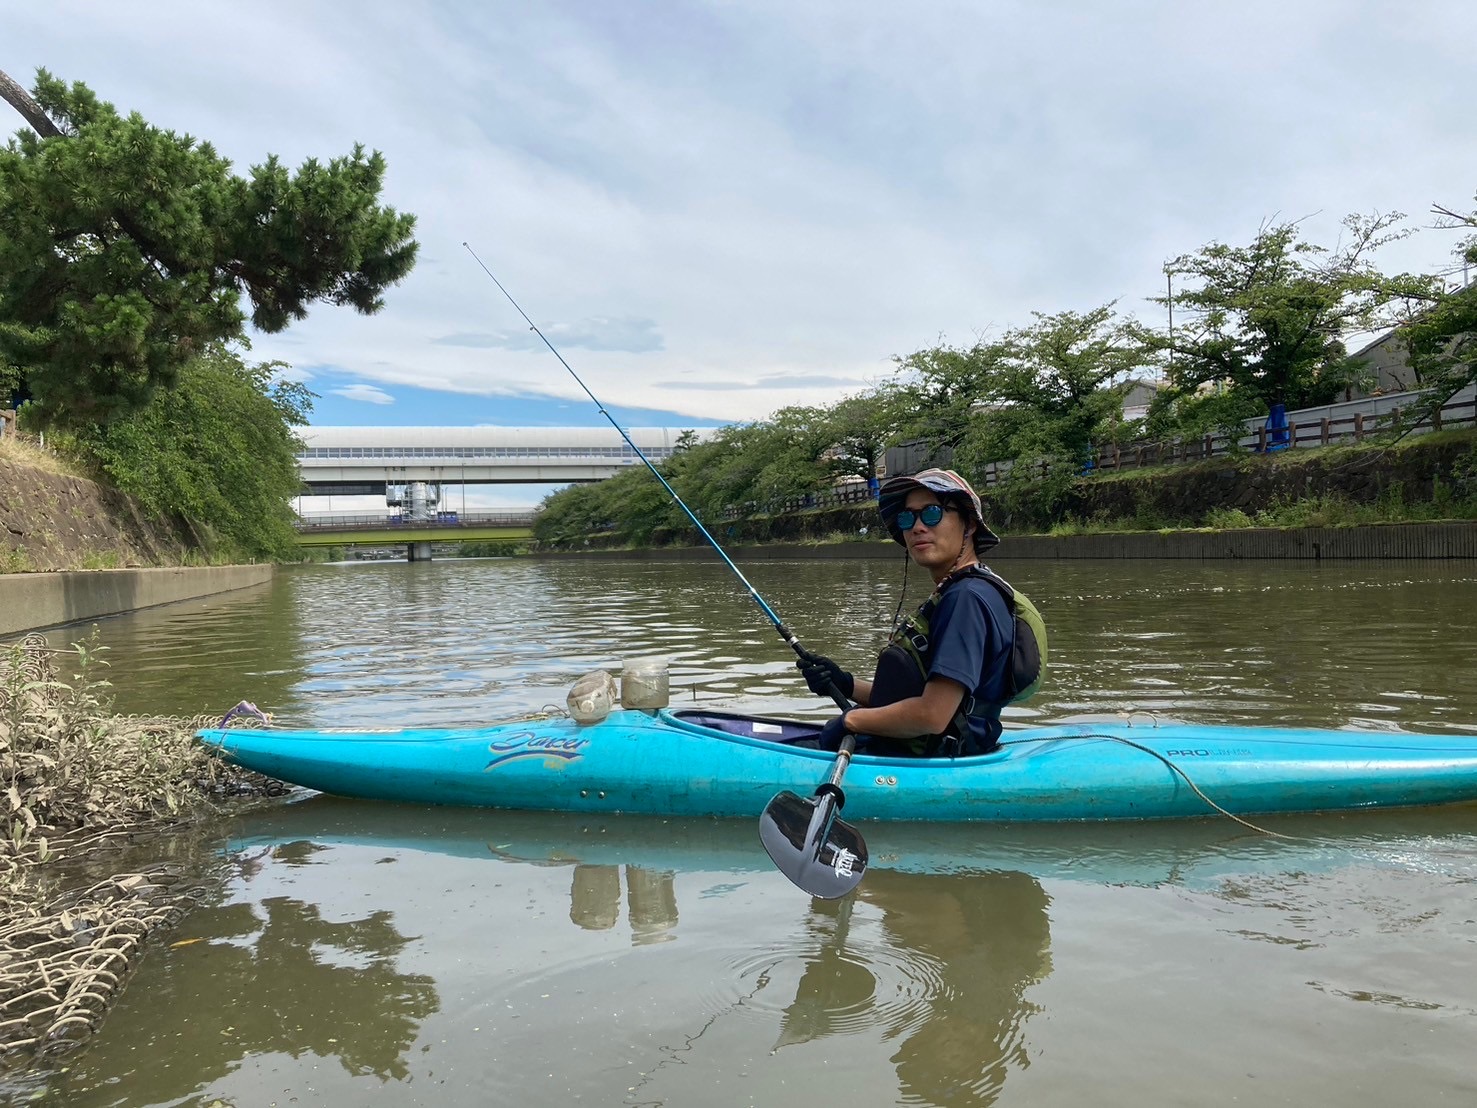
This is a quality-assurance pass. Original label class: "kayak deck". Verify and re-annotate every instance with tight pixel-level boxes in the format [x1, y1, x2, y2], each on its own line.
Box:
[197, 709, 1477, 822]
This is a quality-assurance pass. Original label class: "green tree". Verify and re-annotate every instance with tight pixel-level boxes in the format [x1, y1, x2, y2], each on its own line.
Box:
[980, 304, 1149, 461]
[823, 384, 907, 484]
[748, 405, 841, 502]
[0, 69, 417, 426]
[1401, 195, 1477, 417]
[532, 481, 612, 547]
[938, 306, 1147, 520]
[673, 422, 792, 519]
[1142, 214, 1436, 416]
[890, 340, 1009, 453]
[62, 346, 313, 560]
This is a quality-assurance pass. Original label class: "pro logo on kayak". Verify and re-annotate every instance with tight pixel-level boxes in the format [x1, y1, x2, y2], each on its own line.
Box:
[485, 731, 590, 770]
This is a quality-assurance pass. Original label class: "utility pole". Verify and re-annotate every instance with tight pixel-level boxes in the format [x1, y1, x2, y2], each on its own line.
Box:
[1165, 268, 1174, 387]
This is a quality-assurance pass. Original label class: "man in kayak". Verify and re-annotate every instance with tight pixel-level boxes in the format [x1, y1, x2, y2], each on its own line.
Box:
[796, 467, 1041, 757]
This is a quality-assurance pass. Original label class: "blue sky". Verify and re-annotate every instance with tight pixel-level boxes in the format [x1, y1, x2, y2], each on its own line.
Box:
[299, 367, 722, 431]
[9, 1, 1477, 506]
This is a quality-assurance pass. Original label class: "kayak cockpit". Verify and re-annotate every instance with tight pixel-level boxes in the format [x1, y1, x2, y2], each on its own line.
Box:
[666, 709, 822, 746]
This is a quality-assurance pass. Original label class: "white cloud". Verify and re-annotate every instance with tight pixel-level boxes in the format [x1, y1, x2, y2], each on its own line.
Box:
[433, 316, 664, 353]
[8, 1, 1477, 425]
[331, 384, 396, 405]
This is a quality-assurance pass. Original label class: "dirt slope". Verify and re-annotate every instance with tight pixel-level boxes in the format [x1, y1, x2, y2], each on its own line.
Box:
[0, 450, 195, 571]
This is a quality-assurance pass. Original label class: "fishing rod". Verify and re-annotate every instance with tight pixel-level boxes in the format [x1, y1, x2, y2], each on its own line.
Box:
[462, 243, 847, 709]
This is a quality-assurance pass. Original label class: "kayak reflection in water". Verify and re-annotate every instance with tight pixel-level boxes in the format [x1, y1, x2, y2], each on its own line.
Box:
[568, 864, 678, 945]
[778, 869, 1052, 1107]
[796, 469, 1043, 758]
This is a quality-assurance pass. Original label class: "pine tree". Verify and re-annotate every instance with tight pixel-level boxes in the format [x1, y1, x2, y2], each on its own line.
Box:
[0, 68, 418, 426]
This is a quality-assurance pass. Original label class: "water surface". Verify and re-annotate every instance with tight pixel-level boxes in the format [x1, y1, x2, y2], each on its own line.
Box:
[21, 556, 1477, 1106]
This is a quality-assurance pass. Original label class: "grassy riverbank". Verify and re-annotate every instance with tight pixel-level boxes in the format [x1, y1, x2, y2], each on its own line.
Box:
[1040, 430, 1477, 536]
[554, 431, 1477, 553]
[0, 634, 282, 1072]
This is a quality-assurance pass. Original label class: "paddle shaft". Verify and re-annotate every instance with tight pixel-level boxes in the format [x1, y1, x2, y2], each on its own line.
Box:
[463, 244, 848, 710]
[821, 733, 857, 796]
[809, 732, 857, 842]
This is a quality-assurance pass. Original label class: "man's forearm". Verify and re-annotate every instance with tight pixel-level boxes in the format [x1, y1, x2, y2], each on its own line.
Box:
[843, 678, 965, 739]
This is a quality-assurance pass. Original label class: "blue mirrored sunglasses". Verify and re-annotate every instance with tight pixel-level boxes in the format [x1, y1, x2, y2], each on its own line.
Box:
[895, 503, 951, 530]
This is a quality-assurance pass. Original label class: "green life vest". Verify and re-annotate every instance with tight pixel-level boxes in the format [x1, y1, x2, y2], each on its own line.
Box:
[884, 564, 1049, 711]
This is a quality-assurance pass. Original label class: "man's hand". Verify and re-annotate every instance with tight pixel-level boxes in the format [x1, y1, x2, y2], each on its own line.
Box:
[795, 648, 854, 699]
[815, 710, 856, 751]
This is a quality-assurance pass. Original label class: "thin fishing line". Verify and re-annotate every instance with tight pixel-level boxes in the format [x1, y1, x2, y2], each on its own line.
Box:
[889, 551, 911, 634]
[461, 244, 779, 618]
[462, 244, 836, 687]
[1000, 731, 1477, 869]
[996, 731, 1300, 839]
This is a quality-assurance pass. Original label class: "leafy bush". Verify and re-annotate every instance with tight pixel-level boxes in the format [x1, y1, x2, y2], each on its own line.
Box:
[1203, 507, 1255, 529]
[59, 346, 311, 561]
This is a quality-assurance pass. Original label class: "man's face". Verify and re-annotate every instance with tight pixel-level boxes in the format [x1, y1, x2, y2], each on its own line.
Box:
[900, 489, 968, 574]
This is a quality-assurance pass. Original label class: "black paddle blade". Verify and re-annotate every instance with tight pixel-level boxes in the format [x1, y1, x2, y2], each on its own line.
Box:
[759, 789, 868, 899]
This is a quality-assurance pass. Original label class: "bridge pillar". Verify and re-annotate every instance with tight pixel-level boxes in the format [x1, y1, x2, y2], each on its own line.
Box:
[407, 541, 434, 562]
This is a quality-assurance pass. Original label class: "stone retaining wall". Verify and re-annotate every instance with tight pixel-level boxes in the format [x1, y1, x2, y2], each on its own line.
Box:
[999, 436, 1477, 532]
[0, 564, 275, 636]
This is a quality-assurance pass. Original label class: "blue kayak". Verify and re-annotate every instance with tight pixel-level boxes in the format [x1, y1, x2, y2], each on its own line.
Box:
[197, 708, 1477, 822]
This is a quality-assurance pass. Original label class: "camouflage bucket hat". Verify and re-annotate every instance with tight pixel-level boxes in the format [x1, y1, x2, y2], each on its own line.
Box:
[878, 467, 1000, 555]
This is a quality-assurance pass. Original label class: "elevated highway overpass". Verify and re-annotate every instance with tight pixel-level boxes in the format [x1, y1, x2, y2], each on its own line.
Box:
[298, 425, 706, 495]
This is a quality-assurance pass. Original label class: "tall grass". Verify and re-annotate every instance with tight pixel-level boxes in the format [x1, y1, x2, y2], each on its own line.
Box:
[0, 436, 90, 481]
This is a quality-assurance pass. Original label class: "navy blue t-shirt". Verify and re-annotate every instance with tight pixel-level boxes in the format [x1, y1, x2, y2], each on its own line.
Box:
[926, 574, 1014, 752]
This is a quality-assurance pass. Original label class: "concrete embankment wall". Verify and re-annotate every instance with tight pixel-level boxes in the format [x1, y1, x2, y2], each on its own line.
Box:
[0, 564, 275, 637]
[540, 520, 1477, 562]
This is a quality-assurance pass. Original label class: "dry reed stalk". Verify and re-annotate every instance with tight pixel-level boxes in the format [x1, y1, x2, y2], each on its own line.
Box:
[0, 633, 285, 1070]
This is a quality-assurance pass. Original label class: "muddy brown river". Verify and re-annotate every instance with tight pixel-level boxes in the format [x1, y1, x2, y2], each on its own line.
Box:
[13, 556, 1477, 1106]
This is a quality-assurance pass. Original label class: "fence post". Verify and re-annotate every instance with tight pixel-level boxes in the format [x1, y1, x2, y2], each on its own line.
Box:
[1288, 421, 1298, 449]
[1354, 412, 1364, 442]
[1257, 425, 1266, 452]
[1433, 404, 1443, 432]
[1320, 417, 1330, 446]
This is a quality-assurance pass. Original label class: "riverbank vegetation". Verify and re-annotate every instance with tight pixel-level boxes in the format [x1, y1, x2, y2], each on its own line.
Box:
[1, 67, 418, 569]
[1050, 476, 1477, 537]
[0, 634, 280, 1069]
[536, 199, 1477, 549]
[50, 346, 316, 562]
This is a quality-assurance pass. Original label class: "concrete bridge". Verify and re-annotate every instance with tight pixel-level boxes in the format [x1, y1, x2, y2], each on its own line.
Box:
[293, 511, 536, 561]
[295, 426, 712, 560]
[298, 425, 705, 495]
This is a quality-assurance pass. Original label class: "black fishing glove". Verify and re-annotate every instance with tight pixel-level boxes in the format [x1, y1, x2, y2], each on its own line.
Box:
[815, 710, 856, 752]
[795, 649, 854, 699]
